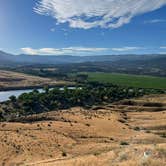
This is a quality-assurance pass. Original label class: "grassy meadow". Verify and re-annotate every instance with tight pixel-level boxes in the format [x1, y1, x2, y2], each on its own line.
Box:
[86, 72, 166, 89]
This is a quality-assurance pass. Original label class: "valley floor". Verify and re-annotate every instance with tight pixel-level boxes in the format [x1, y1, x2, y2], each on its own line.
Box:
[0, 95, 166, 166]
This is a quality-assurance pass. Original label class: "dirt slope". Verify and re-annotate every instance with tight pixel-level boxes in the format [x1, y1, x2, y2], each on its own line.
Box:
[0, 95, 166, 166]
[0, 70, 70, 90]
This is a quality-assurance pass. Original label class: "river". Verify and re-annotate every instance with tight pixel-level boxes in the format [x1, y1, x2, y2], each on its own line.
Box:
[0, 87, 76, 102]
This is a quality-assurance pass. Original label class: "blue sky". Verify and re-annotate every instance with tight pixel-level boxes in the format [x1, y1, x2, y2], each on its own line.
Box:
[0, 0, 166, 56]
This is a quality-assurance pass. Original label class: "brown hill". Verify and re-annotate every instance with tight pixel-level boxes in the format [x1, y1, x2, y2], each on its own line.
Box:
[0, 95, 166, 166]
[0, 70, 71, 90]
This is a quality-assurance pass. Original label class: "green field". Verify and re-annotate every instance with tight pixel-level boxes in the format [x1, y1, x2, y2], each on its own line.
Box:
[86, 72, 166, 89]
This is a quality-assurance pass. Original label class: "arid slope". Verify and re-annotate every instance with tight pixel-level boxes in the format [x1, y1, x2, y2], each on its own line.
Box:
[0, 70, 71, 90]
[0, 95, 166, 166]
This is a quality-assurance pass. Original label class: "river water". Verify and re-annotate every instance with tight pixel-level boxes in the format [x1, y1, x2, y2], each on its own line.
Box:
[0, 87, 76, 102]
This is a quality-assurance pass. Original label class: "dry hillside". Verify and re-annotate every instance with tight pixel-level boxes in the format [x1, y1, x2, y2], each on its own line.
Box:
[0, 70, 71, 90]
[0, 94, 166, 166]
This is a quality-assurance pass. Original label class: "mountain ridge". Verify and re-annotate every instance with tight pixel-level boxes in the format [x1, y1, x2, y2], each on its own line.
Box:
[0, 50, 166, 66]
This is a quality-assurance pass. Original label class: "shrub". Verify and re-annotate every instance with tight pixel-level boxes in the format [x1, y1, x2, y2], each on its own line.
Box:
[134, 126, 140, 131]
[85, 123, 90, 127]
[120, 141, 129, 145]
[143, 102, 163, 107]
[62, 151, 67, 157]
[118, 119, 126, 123]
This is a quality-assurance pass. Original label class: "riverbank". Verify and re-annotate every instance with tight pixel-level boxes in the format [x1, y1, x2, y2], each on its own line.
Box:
[0, 69, 75, 91]
[0, 85, 79, 103]
[0, 83, 75, 92]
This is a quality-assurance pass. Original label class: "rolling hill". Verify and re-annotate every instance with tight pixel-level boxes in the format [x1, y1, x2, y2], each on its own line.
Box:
[0, 94, 165, 165]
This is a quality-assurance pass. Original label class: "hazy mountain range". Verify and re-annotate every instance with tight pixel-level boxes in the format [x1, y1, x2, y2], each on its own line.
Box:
[0, 50, 165, 66]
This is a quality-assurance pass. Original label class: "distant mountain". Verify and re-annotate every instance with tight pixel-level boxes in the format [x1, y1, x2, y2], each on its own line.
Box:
[0, 51, 15, 64]
[0, 50, 166, 66]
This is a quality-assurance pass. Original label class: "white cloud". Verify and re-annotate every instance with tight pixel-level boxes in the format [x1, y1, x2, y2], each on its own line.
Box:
[111, 47, 142, 52]
[21, 47, 109, 55]
[34, 0, 166, 29]
[144, 19, 166, 24]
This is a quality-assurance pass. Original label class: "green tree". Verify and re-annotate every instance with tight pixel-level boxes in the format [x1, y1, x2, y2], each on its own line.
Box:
[9, 95, 17, 103]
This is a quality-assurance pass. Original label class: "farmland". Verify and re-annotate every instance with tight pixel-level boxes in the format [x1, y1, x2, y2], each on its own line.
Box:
[86, 72, 166, 89]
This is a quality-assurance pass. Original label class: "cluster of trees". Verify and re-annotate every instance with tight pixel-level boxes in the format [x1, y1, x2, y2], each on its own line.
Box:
[0, 82, 165, 121]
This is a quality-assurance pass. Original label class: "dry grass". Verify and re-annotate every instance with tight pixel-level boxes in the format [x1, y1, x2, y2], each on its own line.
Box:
[0, 94, 166, 165]
[0, 70, 71, 90]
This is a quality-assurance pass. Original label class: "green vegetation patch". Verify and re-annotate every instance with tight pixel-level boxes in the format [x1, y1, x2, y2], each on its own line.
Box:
[0, 82, 165, 122]
[86, 72, 166, 89]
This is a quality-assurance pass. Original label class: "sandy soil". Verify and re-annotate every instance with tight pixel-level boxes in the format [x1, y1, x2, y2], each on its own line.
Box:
[0, 70, 71, 90]
[0, 95, 166, 166]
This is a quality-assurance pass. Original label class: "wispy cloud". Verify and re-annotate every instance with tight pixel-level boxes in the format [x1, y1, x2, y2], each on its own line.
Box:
[111, 47, 142, 52]
[34, 0, 166, 29]
[144, 19, 166, 24]
[21, 46, 146, 55]
[21, 47, 109, 55]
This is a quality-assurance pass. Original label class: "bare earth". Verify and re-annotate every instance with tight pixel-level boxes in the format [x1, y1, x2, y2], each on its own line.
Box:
[0, 95, 166, 166]
[0, 70, 71, 90]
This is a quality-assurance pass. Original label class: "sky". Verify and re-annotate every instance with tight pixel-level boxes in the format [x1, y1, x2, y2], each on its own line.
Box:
[0, 0, 166, 56]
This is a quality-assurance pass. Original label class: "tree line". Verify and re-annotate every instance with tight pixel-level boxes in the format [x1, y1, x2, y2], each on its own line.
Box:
[0, 82, 165, 121]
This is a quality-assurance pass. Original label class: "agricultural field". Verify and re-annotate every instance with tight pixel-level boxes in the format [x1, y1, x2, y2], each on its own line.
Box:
[86, 72, 166, 89]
